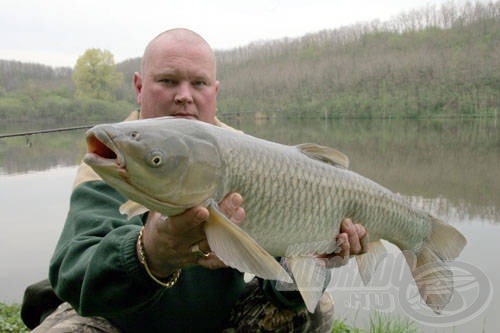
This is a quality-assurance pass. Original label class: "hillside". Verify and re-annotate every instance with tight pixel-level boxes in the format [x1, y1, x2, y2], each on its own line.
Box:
[1, 1, 498, 125]
[214, 1, 499, 118]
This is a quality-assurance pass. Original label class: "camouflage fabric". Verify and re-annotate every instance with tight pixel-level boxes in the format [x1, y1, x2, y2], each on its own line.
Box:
[31, 302, 120, 333]
[223, 279, 334, 333]
[32, 279, 334, 332]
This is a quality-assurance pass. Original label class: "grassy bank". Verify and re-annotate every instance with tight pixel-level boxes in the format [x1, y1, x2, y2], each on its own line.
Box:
[330, 311, 421, 333]
[0, 303, 28, 333]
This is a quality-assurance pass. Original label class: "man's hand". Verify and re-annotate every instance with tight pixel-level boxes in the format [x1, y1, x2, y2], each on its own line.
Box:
[195, 192, 245, 269]
[318, 218, 368, 268]
[140, 193, 245, 277]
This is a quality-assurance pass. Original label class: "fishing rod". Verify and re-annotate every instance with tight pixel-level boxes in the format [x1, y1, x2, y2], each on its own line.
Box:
[0, 111, 250, 139]
[0, 110, 306, 139]
[0, 125, 94, 139]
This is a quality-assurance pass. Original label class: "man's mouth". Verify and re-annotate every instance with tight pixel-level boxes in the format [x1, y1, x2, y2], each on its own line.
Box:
[173, 113, 197, 120]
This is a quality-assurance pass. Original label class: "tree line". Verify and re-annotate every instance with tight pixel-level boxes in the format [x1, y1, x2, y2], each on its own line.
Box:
[0, 0, 498, 125]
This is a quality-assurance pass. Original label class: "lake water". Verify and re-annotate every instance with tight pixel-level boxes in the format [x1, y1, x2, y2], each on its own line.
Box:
[0, 117, 498, 332]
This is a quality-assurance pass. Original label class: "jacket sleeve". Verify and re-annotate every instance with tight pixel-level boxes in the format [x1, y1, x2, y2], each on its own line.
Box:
[49, 179, 166, 317]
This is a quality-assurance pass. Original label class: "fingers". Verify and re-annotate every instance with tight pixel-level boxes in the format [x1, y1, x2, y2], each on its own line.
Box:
[356, 224, 368, 253]
[322, 218, 368, 268]
[342, 218, 361, 254]
[196, 192, 245, 270]
[191, 239, 211, 256]
[166, 206, 208, 235]
[185, 192, 245, 256]
[335, 232, 350, 258]
[197, 253, 228, 270]
[335, 219, 368, 255]
[218, 192, 245, 225]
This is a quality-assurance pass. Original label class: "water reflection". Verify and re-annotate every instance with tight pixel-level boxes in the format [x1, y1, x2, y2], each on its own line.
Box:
[0, 130, 87, 175]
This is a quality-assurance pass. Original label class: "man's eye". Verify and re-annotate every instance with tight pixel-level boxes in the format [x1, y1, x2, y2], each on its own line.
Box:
[159, 79, 176, 85]
[193, 80, 206, 88]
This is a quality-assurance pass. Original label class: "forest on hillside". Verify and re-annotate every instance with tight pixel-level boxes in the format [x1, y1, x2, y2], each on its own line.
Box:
[0, 1, 498, 125]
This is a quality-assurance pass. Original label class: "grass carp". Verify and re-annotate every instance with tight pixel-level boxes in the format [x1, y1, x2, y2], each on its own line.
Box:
[83, 117, 466, 313]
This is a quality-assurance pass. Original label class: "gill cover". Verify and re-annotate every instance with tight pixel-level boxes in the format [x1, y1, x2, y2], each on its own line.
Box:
[124, 126, 224, 210]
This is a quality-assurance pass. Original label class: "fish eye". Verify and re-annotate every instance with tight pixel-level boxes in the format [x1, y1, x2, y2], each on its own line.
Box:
[151, 155, 162, 166]
[130, 131, 140, 139]
[146, 150, 165, 168]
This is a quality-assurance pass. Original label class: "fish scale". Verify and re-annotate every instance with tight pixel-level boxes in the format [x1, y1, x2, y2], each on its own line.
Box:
[217, 133, 427, 256]
[221, 140, 334, 253]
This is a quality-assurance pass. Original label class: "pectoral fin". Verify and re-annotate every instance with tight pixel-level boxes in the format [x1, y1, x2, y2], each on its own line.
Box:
[120, 200, 149, 219]
[287, 257, 327, 313]
[205, 201, 292, 283]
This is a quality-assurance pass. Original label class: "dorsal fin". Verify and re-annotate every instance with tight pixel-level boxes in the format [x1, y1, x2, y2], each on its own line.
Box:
[297, 143, 349, 168]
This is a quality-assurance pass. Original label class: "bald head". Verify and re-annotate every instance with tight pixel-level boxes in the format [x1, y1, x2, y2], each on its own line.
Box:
[134, 28, 219, 122]
[141, 28, 216, 76]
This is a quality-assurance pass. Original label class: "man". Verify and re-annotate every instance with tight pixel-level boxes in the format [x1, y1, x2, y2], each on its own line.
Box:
[30, 28, 367, 332]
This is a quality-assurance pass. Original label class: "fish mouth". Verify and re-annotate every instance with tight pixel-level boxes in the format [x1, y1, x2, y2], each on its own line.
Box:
[83, 130, 126, 171]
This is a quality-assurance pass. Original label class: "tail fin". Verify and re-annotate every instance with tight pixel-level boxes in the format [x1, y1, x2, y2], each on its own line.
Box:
[404, 217, 467, 313]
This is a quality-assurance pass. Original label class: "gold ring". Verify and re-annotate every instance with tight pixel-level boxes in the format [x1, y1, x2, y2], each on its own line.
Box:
[191, 243, 210, 257]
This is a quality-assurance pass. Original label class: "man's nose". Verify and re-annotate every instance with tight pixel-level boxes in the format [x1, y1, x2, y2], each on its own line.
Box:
[174, 82, 193, 104]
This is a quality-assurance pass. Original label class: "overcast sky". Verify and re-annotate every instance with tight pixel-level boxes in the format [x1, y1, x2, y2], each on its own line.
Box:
[1, 0, 473, 68]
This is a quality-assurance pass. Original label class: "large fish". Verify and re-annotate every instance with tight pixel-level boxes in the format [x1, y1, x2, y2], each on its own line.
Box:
[84, 117, 466, 313]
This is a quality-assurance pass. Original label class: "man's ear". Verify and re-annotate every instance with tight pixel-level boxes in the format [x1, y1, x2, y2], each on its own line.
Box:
[133, 72, 143, 104]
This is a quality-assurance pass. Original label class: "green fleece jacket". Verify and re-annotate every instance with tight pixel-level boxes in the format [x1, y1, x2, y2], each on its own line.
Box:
[49, 178, 305, 332]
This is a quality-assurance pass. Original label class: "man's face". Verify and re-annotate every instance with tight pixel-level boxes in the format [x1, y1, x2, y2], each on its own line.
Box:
[134, 37, 219, 124]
